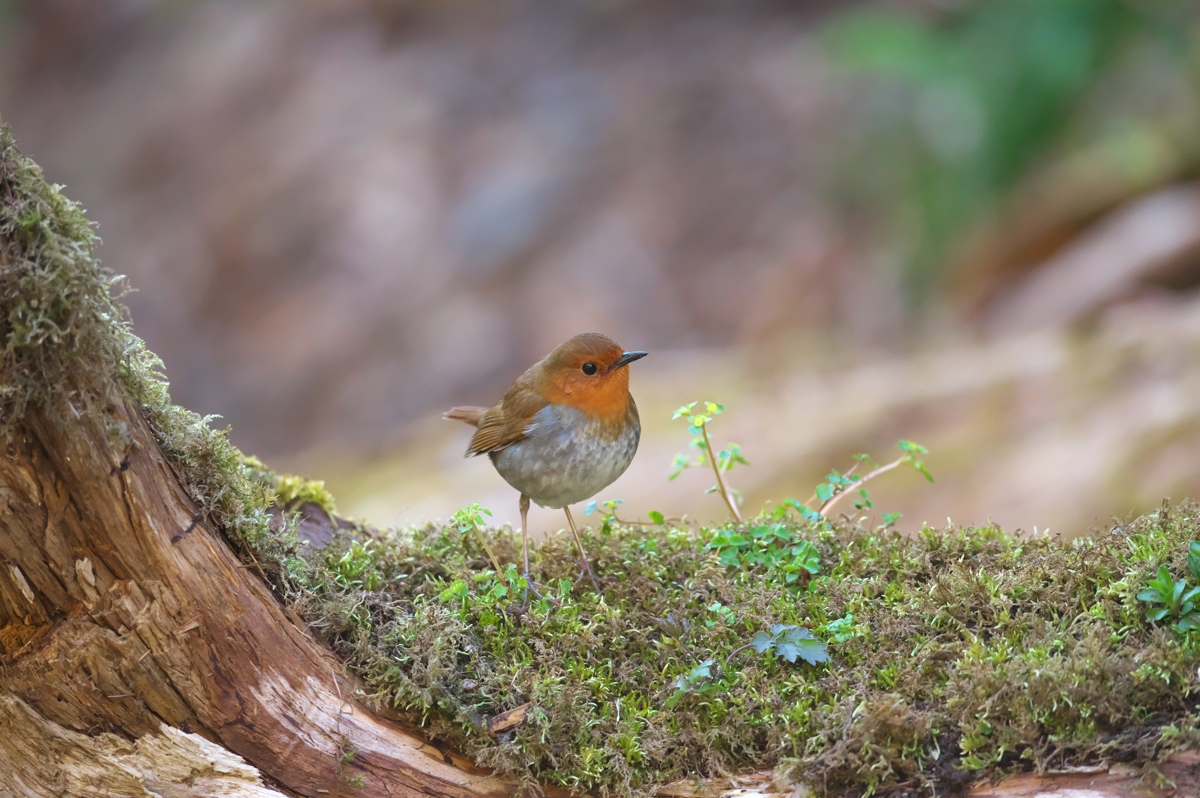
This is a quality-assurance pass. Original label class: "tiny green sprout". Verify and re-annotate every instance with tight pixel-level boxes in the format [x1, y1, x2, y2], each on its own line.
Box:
[706, 523, 821, 585]
[329, 540, 384, 591]
[586, 498, 673, 529]
[822, 613, 859, 644]
[706, 601, 737, 627]
[584, 497, 625, 526]
[1138, 563, 1200, 631]
[451, 503, 504, 576]
[671, 400, 744, 522]
[439, 578, 469, 602]
[666, 659, 716, 708]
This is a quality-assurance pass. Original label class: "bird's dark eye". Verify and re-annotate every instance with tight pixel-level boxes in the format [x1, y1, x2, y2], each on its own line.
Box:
[581, 362, 598, 375]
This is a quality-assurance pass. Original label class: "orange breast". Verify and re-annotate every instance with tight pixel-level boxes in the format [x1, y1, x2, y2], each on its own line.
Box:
[543, 368, 632, 423]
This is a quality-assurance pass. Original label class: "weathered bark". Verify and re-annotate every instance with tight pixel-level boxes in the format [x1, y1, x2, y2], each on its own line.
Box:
[0, 393, 527, 797]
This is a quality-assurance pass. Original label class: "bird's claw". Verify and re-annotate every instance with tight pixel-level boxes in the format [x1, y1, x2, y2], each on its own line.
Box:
[513, 573, 553, 611]
[572, 563, 601, 593]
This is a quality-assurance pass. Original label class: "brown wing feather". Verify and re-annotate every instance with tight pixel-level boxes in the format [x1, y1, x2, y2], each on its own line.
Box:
[444, 406, 488, 426]
[447, 370, 551, 457]
[463, 405, 523, 455]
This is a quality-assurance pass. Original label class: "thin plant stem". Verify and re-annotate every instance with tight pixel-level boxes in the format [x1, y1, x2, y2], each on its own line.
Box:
[723, 642, 755, 668]
[805, 462, 860, 507]
[702, 423, 742, 523]
[469, 523, 505, 575]
[819, 456, 908, 518]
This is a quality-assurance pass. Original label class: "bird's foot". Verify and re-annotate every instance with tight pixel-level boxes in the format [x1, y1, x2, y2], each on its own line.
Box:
[514, 572, 551, 611]
[572, 562, 601, 593]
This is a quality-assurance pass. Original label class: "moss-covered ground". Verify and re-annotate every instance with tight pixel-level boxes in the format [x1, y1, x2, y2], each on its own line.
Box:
[5, 117, 1200, 796]
[258, 506, 1200, 796]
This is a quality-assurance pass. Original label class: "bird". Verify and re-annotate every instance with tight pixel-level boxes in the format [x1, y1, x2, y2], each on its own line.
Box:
[445, 333, 647, 591]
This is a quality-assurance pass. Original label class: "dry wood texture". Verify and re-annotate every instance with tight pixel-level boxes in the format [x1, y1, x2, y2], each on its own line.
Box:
[0, 396, 524, 797]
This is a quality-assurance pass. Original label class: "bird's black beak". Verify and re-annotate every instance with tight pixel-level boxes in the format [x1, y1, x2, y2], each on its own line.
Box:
[610, 350, 649, 371]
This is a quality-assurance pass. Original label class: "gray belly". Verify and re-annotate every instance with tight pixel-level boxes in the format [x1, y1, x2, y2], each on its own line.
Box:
[490, 404, 640, 508]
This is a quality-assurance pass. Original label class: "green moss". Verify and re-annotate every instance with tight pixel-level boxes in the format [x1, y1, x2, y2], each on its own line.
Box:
[280, 507, 1200, 797]
[1, 119, 123, 432]
[5, 117, 1200, 796]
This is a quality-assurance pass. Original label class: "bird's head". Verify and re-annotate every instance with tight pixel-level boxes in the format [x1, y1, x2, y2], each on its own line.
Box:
[535, 333, 648, 419]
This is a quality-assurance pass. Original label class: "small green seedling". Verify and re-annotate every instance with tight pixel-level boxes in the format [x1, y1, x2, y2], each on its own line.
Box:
[1138, 543, 1200, 631]
[585, 497, 674, 528]
[451, 503, 504, 576]
[821, 613, 860, 644]
[706, 523, 821, 585]
[666, 659, 716, 709]
[671, 401, 747, 522]
[329, 540, 384, 591]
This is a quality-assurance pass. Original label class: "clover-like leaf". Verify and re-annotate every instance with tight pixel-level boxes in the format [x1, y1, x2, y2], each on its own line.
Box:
[774, 626, 829, 665]
[673, 402, 698, 420]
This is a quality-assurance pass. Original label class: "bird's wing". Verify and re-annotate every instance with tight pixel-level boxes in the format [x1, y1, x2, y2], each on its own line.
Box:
[462, 377, 549, 456]
[463, 407, 523, 455]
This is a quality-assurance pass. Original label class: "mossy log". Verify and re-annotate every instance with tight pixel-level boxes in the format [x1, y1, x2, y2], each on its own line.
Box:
[3, 117, 1200, 798]
[0, 391, 528, 796]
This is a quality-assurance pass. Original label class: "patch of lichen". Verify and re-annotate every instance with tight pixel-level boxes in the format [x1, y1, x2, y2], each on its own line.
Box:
[278, 504, 1200, 796]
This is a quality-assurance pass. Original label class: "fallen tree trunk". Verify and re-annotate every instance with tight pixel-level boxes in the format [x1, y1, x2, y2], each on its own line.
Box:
[0, 396, 527, 797]
[2, 117, 1198, 798]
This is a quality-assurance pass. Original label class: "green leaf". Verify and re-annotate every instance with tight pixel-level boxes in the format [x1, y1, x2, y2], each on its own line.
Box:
[1172, 575, 1187, 606]
[438, 579, 468, 602]
[778, 635, 830, 665]
[648, 510, 665, 525]
[1189, 542, 1200, 581]
[689, 659, 714, 682]
[751, 631, 774, 654]
[673, 402, 698, 419]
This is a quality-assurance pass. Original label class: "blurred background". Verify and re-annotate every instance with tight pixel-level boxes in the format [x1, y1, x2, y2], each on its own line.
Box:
[3, 0, 1200, 537]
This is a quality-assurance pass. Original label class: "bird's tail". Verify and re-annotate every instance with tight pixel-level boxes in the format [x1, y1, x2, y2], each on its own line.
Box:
[443, 406, 488, 428]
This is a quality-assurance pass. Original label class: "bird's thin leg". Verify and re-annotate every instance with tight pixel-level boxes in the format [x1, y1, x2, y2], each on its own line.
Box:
[563, 506, 600, 592]
[520, 494, 532, 579]
[519, 494, 545, 602]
